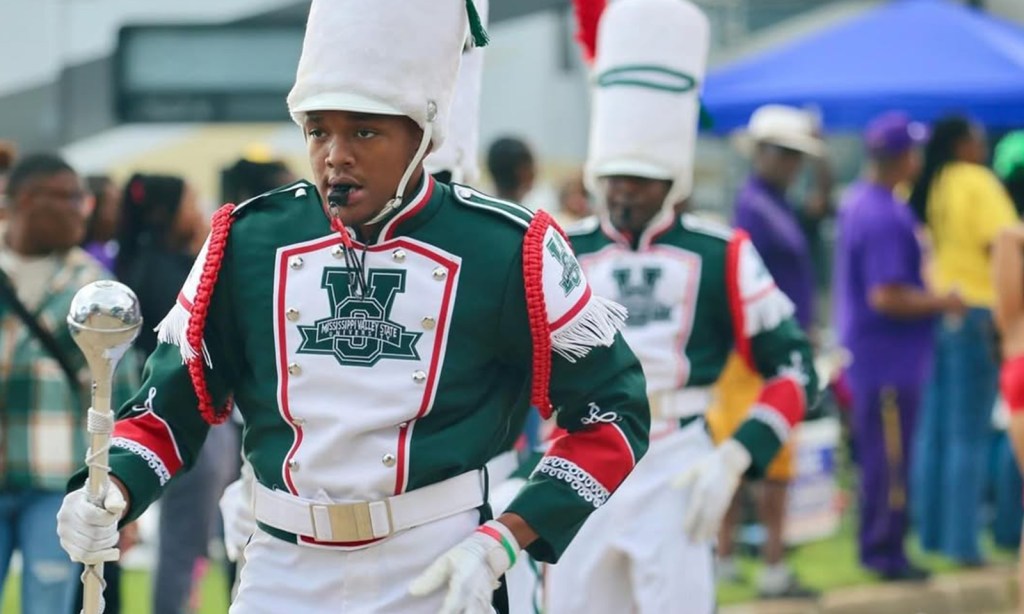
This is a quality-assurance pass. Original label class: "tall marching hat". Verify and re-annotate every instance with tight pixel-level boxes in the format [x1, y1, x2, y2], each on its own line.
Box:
[160, 0, 490, 426]
[287, 0, 489, 221]
[424, 0, 489, 185]
[583, 0, 709, 209]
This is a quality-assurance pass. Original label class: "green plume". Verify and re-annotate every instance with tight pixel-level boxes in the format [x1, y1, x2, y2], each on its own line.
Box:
[466, 0, 490, 48]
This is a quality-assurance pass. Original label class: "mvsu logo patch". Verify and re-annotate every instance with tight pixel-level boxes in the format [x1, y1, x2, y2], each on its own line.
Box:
[546, 234, 582, 296]
[297, 268, 421, 367]
[613, 267, 672, 327]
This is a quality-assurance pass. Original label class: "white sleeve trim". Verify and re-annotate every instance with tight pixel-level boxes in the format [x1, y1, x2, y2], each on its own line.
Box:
[748, 404, 792, 445]
[110, 437, 172, 486]
[532, 456, 610, 508]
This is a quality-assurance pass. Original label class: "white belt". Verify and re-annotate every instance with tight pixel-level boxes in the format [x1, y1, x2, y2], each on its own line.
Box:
[253, 470, 485, 543]
[485, 450, 519, 483]
[649, 387, 711, 421]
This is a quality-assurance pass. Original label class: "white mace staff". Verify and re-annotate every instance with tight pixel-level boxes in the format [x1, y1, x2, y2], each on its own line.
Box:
[67, 280, 142, 614]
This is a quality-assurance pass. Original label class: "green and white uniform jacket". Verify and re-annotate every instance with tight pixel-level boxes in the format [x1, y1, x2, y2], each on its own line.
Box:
[76, 177, 649, 562]
[567, 212, 817, 473]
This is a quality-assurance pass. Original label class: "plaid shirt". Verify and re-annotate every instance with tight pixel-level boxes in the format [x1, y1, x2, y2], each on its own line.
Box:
[0, 247, 138, 491]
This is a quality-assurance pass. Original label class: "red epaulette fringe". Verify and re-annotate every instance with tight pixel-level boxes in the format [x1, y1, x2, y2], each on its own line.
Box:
[188, 204, 236, 425]
[523, 210, 568, 420]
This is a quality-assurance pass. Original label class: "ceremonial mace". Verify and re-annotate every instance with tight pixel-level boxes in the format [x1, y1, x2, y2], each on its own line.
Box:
[67, 280, 142, 614]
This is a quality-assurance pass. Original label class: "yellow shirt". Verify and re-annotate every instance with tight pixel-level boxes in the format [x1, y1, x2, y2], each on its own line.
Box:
[928, 162, 1018, 307]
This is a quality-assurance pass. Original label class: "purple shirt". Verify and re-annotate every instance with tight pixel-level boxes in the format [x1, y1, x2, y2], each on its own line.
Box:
[84, 241, 117, 273]
[733, 176, 816, 331]
[833, 181, 935, 386]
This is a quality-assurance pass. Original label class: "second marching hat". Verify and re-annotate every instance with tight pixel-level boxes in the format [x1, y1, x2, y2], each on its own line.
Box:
[287, 0, 488, 221]
[424, 0, 490, 184]
[585, 0, 709, 209]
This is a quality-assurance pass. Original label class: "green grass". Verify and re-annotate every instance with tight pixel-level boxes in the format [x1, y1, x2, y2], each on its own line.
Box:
[2, 567, 230, 614]
[716, 439, 1017, 604]
[2, 526, 1016, 611]
[717, 510, 1017, 605]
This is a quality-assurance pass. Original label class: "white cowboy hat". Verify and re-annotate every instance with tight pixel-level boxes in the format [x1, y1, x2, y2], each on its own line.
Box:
[733, 104, 825, 157]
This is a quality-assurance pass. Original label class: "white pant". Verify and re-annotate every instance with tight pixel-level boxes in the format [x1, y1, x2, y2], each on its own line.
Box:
[545, 421, 716, 614]
[230, 510, 479, 613]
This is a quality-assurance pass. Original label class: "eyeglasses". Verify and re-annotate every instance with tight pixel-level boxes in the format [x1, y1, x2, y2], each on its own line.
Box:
[30, 187, 89, 208]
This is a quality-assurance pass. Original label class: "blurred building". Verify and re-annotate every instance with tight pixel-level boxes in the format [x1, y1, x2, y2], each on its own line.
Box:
[1, 0, 1019, 208]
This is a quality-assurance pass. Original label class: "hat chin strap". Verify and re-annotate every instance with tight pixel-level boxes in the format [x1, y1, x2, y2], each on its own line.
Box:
[662, 174, 691, 213]
[365, 120, 435, 226]
[593, 176, 690, 236]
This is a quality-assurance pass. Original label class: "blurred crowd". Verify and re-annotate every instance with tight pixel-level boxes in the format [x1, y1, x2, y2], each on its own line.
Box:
[1, 101, 1024, 612]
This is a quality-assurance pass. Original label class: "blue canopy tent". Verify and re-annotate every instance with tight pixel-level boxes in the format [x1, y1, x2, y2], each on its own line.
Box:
[702, 0, 1024, 134]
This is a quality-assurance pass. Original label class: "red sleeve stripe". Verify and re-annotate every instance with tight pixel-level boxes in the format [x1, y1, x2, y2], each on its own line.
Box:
[542, 422, 635, 499]
[755, 376, 806, 427]
[725, 231, 753, 369]
[112, 411, 184, 482]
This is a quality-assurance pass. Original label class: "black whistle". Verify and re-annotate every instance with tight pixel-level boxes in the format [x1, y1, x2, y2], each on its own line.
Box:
[328, 185, 352, 211]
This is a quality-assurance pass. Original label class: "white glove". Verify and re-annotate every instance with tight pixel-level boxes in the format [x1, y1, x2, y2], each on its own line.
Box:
[409, 520, 520, 614]
[673, 439, 752, 543]
[57, 483, 126, 565]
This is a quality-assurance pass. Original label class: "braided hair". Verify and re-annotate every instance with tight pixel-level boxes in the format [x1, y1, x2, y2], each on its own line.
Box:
[114, 173, 185, 280]
[908, 116, 974, 224]
[84, 175, 115, 244]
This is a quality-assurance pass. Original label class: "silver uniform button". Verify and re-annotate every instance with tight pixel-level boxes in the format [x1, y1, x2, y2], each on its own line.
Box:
[286, 308, 300, 321]
[289, 256, 304, 270]
[457, 187, 473, 199]
[288, 362, 302, 376]
[421, 317, 436, 330]
[331, 245, 345, 259]
[399, 422, 409, 429]
[292, 416, 306, 426]
[392, 249, 407, 263]
[412, 370, 426, 383]
[432, 267, 447, 281]
[288, 459, 300, 471]
[381, 454, 397, 467]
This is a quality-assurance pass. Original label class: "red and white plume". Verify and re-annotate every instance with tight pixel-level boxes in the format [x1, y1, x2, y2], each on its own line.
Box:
[573, 0, 608, 65]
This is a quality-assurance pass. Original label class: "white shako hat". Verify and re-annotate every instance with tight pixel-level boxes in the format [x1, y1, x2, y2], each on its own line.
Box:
[424, 0, 489, 185]
[585, 0, 709, 209]
[287, 0, 489, 222]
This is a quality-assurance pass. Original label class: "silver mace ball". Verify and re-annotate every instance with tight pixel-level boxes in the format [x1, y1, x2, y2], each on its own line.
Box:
[67, 280, 142, 614]
[68, 280, 142, 376]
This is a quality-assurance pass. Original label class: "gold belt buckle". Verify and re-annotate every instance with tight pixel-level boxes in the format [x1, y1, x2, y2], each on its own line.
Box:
[311, 500, 393, 542]
[648, 393, 664, 421]
[327, 502, 374, 542]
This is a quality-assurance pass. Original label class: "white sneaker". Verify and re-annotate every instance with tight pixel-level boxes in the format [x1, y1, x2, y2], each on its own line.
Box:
[715, 556, 742, 584]
[756, 563, 819, 599]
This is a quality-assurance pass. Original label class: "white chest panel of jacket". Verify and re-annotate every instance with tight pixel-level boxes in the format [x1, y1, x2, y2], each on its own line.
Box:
[273, 233, 462, 501]
[579, 243, 702, 393]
